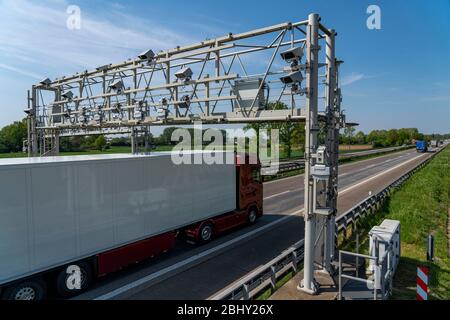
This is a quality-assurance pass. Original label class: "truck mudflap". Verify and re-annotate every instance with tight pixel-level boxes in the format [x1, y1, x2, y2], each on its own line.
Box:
[97, 232, 176, 276]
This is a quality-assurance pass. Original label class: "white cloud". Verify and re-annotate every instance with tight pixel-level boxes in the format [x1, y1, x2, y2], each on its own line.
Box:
[0, 63, 43, 79]
[341, 72, 366, 86]
[0, 0, 195, 79]
[111, 2, 125, 10]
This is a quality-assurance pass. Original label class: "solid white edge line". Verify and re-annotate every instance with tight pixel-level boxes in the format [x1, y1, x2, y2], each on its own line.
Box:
[264, 152, 420, 198]
[94, 208, 304, 300]
[338, 153, 428, 196]
[263, 190, 291, 200]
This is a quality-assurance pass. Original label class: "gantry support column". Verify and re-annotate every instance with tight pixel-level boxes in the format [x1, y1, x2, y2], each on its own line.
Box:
[332, 60, 343, 257]
[324, 29, 338, 273]
[30, 86, 38, 157]
[131, 128, 138, 154]
[27, 90, 32, 158]
[299, 13, 320, 295]
[54, 131, 60, 156]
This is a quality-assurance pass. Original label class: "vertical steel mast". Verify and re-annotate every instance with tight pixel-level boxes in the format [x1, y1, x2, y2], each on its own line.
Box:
[300, 14, 341, 294]
[324, 28, 337, 273]
[300, 13, 320, 294]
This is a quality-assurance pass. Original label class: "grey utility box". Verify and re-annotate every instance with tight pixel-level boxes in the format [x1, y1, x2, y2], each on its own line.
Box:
[232, 79, 266, 111]
[368, 219, 401, 280]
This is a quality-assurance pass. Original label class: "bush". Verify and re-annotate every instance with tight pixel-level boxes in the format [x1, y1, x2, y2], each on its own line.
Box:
[94, 135, 107, 151]
[0, 120, 27, 153]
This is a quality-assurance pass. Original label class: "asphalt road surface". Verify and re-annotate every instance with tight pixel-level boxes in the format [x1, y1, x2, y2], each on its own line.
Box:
[73, 149, 432, 300]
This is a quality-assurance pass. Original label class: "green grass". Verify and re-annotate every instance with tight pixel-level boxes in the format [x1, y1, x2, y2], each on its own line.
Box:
[0, 145, 181, 158]
[255, 270, 297, 300]
[1, 145, 407, 162]
[0, 146, 131, 158]
[0, 145, 304, 159]
[61, 146, 132, 155]
[339, 146, 450, 300]
[0, 152, 27, 158]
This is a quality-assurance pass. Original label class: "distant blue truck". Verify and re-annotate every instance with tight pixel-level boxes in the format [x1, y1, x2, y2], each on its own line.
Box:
[416, 140, 428, 153]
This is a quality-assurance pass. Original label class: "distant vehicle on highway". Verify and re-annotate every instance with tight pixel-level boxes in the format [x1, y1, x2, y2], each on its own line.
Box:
[415, 140, 428, 153]
[430, 140, 439, 148]
[0, 151, 263, 300]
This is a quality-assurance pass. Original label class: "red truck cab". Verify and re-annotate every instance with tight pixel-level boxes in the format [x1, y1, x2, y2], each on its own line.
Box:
[184, 154, 263, 243]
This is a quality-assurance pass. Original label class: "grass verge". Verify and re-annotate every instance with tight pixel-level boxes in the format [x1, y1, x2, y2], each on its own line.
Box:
[255, 270, 299, 300]
[339, 146, 450, 300]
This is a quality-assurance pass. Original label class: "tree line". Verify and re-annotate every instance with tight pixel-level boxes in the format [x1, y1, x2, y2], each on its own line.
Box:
[0, 120, 27, 153]
[0, 117, 449, 154]
[341, 127, 428, 148]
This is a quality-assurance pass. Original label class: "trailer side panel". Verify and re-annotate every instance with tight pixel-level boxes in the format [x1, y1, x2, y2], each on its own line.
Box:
[0, 153, 236, 285]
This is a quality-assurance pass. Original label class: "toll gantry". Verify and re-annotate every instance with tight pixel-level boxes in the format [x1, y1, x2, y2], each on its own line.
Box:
[25, 13, 345, 295]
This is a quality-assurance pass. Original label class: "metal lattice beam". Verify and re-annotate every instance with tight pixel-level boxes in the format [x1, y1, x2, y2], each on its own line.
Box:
[26, 19, 334, 144]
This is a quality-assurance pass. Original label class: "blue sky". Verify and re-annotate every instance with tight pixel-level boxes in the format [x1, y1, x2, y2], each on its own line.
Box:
[0, 0, 449, 134]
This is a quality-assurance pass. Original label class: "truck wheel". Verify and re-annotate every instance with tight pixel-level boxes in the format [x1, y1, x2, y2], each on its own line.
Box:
[198, 223, 214, 243]
[56, 262, 92, 298]
[2, 278, 46, 300]
[248, 208, 258, 224]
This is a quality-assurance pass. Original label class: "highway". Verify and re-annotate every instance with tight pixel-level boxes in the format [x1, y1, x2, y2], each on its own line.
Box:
[73, 148, 432, 300]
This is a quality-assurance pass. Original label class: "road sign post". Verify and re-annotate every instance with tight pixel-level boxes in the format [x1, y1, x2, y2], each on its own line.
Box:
[427, 234, 434, 262]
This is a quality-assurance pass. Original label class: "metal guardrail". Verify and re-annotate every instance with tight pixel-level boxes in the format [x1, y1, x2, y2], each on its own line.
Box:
[261, 146, 413, 176]
[210, 240, 304, 300]
[211, 147, 445, 300]
[261, 160, 305, 176]
[334, 147, 444, 238]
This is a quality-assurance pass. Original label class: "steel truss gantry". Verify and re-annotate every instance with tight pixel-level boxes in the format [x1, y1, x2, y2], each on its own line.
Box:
[26, 13, 344, 295]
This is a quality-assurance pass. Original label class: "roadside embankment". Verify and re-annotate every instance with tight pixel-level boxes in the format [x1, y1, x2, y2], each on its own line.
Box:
[340, 146, 450, 299]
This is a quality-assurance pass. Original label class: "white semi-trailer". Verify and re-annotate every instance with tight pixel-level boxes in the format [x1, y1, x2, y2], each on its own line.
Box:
[0, 152, 262, 300]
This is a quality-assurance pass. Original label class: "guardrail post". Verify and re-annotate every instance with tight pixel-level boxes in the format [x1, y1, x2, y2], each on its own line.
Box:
[427, 234, 435, 262]
[292, 251, 298, 272]
[338, 251, 342, 300]
[334, 224, 339, 258]
[374, 238, 379, 300]
[243, 284, 250, 300]
[356, 233, 360, 278]
[352, 219, 357, 236]
[270, 266, 277, 290]
[387, 246, 392, 298]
